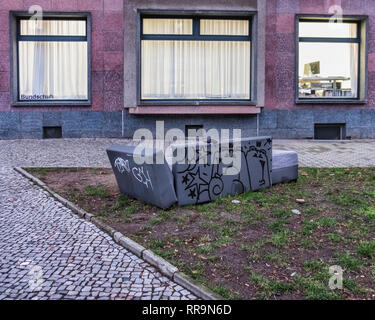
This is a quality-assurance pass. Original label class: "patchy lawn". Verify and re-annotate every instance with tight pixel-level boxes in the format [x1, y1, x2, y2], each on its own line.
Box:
[26, 167, 375, 300]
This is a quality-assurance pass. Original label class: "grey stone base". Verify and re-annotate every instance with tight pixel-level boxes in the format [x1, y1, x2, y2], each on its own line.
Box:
[1, 109, 374, 139]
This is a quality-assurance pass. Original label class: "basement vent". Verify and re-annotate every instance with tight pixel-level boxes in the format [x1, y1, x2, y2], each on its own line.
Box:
[43, 126, 62, 139]
[314, 124, 346, 140]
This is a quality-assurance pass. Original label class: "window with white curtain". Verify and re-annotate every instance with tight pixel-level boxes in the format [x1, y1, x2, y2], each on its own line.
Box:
[17, 18, 88, 102]
[298, 19, 360, 100]
[140, 16, 252, 101]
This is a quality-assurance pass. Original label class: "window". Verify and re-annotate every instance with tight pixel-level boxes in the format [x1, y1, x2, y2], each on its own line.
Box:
[11, 13, 90, 105]
[297, 18, 366, 102]
[140, 15, 252, 103]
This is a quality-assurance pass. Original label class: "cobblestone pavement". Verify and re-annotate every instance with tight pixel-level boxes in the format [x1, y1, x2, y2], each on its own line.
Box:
[0, 167, 196, 300]
[1, 138, 375, 168]
[273, 139, 375, 168]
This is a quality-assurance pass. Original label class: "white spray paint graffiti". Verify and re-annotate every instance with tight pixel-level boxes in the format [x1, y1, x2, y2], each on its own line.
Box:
[114, 157, 130, 174]
[114, 157, 153, 190]
[132, 166, 153, 190]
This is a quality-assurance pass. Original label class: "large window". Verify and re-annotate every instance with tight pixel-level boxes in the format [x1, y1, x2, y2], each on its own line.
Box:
[13, 14, 90, 105]
[140, 15, 252, 103]
[297, 19, 362, 101]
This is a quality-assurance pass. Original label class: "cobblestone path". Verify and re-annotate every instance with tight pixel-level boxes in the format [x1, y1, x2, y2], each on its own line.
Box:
[0, 167, 196, 300]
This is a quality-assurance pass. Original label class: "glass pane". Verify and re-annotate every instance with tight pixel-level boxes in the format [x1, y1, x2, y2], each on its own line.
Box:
[298, 42, 358, 98]
[299, 21, 357, 38]
[141, 40, 250, 100]
[20, 20, 86, 36]
[200, 19, 249, 36]
[19, 41, 88, 100]
[143, 19, 193, 35]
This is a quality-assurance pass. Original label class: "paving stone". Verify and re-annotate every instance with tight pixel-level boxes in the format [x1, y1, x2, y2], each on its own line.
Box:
[0, 167, 196, 301]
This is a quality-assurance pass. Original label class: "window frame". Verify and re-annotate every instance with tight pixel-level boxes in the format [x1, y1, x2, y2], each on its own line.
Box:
[10, 11, 92, 107]
[295, 14, 368, 104]
[137, 10, 257, 106]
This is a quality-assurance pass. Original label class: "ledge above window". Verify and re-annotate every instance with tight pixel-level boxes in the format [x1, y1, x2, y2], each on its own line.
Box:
[129, 105, 261, 115]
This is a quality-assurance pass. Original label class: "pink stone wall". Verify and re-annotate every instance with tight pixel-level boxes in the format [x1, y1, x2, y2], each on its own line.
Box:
[0, 0, 124, 112]
[1, 0, 374, 114]
[266, 0, 375, 110]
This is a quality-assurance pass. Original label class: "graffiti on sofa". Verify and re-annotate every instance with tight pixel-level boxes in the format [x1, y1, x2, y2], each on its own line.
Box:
[177, 139, 272, 204]
[114, 157, 130, 174]
[114, 157, 153, 190]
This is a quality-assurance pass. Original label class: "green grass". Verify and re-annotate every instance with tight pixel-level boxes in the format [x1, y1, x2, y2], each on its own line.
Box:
[149, 210, 170, 226]
[343, 278, 366, 295]
[317, 217, 337, 227]
[295, 276, 341, 300]
[334, 251, 362, 271]
[357, 208, 375, 220]
[357, 241, 375, 258]
[327, 233, 342, 243]
[302, 220, 319, 235]
[303, 260, 327, 273]
[250, 273, 296, 299]
[110, 195, 130, 211]
[265, 250, 288, 266]
[84, 185, 111, 198]
[209, 285, 238, 300]
[270, 230, 290, 248]
[329, 192, 367, 207]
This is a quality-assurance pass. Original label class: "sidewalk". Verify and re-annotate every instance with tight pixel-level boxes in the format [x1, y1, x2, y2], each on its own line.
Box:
[1, 138, 375, 168]
[273, 139, 375, 168]
[0, 166, 196, 300]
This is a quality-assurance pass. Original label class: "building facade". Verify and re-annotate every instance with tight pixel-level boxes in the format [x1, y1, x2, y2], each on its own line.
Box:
[0, 0, 374, 139]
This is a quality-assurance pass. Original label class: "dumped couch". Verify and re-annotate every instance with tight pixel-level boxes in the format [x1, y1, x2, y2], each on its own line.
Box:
[107, 137, 298, 209]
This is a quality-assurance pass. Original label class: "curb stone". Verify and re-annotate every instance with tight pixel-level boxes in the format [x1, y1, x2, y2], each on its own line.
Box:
[142, 250, 178, 279]
[115, 233, 146, 258]
[91, 217, 117, 236]
[173, 272, 221, 300]
[84, 212, 94, 221]
[13, 167, 220, 300]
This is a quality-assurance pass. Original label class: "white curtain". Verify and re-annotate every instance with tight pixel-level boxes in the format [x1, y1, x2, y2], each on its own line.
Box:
[143, 19, 192, 35]
[141, 19, 250, 100]
[200, 19, 249, 36]
[21, 19, 86, 36]
[19, 20, 88, 100]
[142, 40, 250, 99]
[350, 25, 358, 98]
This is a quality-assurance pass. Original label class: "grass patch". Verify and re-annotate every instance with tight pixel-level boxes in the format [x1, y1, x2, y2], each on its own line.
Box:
[357, 241, 375, 258]
[84, 185, 111, 198]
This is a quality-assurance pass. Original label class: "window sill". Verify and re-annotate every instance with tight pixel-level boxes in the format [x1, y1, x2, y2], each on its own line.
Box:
[11, 101, 92, 107]
[296, 99, 367, 105]
[129, 106, 261, 115]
